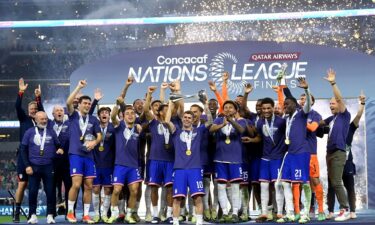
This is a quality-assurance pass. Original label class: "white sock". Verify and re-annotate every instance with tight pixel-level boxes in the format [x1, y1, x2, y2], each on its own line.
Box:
[275, 182, 285, 215]
[260, 182, 270, 216]
[203, 177, 211, 210]
[118, 199, 125, 215]
[180, 207, 186, 216]
[195, 214, 203, 225]
[226, 185, 233, 210]
[167, 206, 173, 218]
[153, 206, 158, 217]
[145, 186, 152, 214]
[231, 183, 240, 215]
[83, 204, 90, 216]
[126, 208, 133, 217]
[135, 201, 140, 212]
[111, 206, 119, 218]
[282, 182, 294, 215]
[102, 195, 111, 216]
[218, 183, 228, 215]
[68, 200, 75, 213]
[92, 193, 100, 215]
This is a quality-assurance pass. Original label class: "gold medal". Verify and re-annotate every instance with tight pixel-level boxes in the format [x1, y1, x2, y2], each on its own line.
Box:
[225, 137, 231, 144]
[80, 136, 84, 141]
[99, 146, 104, 151]
[285, 139, 290, 145]
[164, 144, 170, 150]
[186, 149, 192, 156]
[39, 149, 44, 156]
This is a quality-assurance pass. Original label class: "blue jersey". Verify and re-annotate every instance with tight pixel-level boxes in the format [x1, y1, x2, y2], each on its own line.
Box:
[68, 111, 101, 159]
[93, 123, 115, 168]
[324, 109, 351, 152]
[213, 117, 247, 163]
[256, 115, 286, 160]
[286, 110, 309, 154]
[172, 126, 206, 169]
[114, 121, 141, 168]
[148, 119, 174, 162]
[21, 127, 60, 166]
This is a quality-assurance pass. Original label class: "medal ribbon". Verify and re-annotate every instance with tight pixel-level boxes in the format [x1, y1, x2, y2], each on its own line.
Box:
[265, 114, 276, 145]
[34, 127, 47, 152]
[285, 111, 298, 142]
[78, 112, 89, 138]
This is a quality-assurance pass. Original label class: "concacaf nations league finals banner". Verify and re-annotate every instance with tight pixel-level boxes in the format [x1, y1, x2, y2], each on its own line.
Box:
[70, 41, 375, 209]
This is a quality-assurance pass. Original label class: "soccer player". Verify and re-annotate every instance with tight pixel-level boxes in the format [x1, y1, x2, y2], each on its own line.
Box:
[164, 99, 212, 225]
[209, 100, 247, 223]
[14, 78, 44, 223]
[327, 92, 365, 220]
[320, 69, 351, 221]
[107, 98, 143, 224]
[66, 80, 102, 223]
[143, 85, 181, 224]
[248, 97, 286, 223]
[282, 81, 326, 221]
[277, 77, 312, 223]
[20, 111, 64, 224]
[92, 107, 115, 223]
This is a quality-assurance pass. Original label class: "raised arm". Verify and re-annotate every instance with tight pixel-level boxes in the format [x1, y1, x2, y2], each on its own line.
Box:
[324, 68, 346, 113]
[242, 83, 253, 112]
[208, 80, 224, 114]
[67, 80, 87, 115]
[89, 88, 103, 115]
[170, 80, 184, 119]
[200, 93, 213, 127]
[297, 77, 311, 113]
[120, 75, 134, 99]
[34, 84, 44, 112]
[111, 96, 123, 128]
[143, 86, 157, 121]
[222, 72, 229, 101]
[165, 100, 176, 134]
[159, 82, 169, 103]
[352, 92, 366, 127]
[16, 78, 28, 121]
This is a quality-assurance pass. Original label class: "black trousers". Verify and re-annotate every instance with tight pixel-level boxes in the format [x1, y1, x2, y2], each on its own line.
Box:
[54, 158, 72, 213]
[28, 164, 56, 216]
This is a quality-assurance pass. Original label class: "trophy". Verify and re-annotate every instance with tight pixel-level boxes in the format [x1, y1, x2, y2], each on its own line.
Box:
[169, 89, 207, 103]
[276, 63, 288, 84]
[81, 134, 95, 152]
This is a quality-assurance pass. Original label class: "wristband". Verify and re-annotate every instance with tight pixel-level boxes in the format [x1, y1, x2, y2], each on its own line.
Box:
[361, 102, 365, 105]
[330, 82, 336, 86]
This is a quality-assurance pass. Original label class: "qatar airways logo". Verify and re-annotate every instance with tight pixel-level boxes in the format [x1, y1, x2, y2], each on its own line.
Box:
[128, 52, 308, 94]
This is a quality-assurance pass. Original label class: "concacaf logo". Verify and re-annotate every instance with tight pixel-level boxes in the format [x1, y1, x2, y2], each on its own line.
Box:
[209, 52, 247, 95]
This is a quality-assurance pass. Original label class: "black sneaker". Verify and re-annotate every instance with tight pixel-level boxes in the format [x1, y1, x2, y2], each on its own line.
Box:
[13, 212, 20, 223]
[165, 217, 173, 224]
[151, 217, 161, 224]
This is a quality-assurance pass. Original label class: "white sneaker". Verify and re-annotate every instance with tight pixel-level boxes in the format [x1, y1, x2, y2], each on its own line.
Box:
[335, 209, 350, 221]
[350, 212, 357, 219]
[28, 214, 38, 224]
[47, 214, 55, 224]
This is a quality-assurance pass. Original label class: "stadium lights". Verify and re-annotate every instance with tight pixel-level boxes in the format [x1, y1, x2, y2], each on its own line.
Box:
[1, 8, 375, 29]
